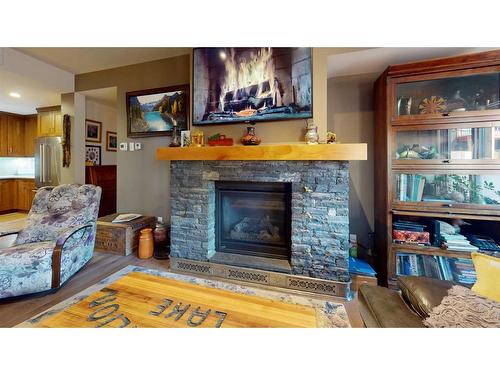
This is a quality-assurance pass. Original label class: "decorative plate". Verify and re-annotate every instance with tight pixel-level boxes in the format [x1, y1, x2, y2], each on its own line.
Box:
[418, 96, 447, 114]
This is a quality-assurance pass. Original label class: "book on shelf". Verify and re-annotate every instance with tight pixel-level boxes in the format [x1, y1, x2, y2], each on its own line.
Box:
[398, 174, 425, 202]
[396, 252, 476, 284]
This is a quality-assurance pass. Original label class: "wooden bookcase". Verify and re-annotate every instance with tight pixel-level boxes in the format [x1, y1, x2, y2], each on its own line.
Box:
[374, 50, 500, 287]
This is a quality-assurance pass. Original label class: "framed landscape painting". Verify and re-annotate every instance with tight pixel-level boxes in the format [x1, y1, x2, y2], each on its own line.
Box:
[85, 119, 102, 143]
[126, 85, 189, 137]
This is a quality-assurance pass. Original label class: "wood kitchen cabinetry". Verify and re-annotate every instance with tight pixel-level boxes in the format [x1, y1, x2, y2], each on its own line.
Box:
[0, 180, 16, 212]
[0, 112, 25, 156]
[23, 115, 38, 156]
[0, 179, 36, 213]
[0, 112, 38, 157]
[37, 106, 62, 137]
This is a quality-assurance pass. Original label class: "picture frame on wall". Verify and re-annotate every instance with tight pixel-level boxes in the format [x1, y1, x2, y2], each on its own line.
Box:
[126, 84, 189, 138]
[106, 131, 117, 152]
[85, 119, 102, 143]
[85, 145, 101, 166]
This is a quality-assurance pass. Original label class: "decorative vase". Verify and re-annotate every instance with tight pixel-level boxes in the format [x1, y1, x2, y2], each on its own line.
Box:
[153, 218, 170, 259]
[138, 228, 154, 259]
[169, 124, 181, 147]
[241, 125, 261, 146]
[305, 121, 319, 144]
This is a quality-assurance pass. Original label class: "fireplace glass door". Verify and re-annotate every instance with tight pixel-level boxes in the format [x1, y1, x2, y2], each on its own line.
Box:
[215, 181, 291, 259]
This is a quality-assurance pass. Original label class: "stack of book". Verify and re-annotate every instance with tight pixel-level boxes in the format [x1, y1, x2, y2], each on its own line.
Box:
[396, 252, 476, 284]
[397, 174, 426, 202]
[441, 233, 479, 252]
[392, 220, 430, 245]
[449, 258, 477, 284]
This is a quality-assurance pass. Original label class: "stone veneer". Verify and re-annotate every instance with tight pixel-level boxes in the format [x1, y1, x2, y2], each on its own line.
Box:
[170, 160, 350, 282]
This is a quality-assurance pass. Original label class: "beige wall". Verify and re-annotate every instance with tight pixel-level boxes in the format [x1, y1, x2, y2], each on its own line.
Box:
[85, 99, 117, 165]
[75, 49, 330, 222]
[327, 73, 377, 248]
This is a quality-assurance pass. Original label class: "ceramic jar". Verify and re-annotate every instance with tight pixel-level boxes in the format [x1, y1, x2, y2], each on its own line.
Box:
[138, 228, 154, 259]
[305, 122, 319, 144]
[241, 126, 261, 146]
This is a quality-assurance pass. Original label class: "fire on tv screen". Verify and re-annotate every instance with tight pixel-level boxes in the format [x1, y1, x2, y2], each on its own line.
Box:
[192, 47, 313, 125]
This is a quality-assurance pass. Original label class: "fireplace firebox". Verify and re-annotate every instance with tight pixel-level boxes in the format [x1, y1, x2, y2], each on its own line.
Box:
[215, 181, 291, 259]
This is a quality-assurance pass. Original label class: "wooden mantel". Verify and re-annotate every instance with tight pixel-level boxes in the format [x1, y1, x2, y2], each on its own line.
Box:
[156, 143, 367, 161]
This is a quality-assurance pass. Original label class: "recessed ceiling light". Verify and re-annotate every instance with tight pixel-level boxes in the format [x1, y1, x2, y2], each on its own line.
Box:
[9, 92, 21, 98]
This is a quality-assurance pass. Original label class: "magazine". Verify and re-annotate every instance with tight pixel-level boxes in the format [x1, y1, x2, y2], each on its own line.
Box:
[112, 213, 142, 223]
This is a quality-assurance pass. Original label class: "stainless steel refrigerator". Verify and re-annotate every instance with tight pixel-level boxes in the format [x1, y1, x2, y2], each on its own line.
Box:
[35, 137, 62, 188]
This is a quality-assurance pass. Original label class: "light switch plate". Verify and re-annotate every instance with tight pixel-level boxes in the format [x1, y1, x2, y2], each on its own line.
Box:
[119, 142, 128, 151]
[129, 142, 135, 151]
[134, 142, 142, 150]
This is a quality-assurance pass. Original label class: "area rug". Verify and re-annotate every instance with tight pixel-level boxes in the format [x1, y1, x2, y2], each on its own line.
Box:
[18, 266, 350, 328]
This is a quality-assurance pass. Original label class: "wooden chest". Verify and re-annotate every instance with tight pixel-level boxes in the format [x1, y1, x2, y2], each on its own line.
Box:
[95, 214, 156, 256]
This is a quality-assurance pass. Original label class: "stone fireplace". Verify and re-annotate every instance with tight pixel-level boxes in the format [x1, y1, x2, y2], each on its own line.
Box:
[169, 159, 351, 291]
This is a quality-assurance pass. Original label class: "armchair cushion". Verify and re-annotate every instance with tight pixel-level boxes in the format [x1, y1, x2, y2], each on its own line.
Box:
[0, 241, 55, 298]
[398, 276, 453, 318]
[15, 184, 101, 245]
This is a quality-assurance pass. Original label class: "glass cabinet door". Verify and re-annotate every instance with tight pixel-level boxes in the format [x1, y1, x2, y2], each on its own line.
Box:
[394, 123, 500, 162]
[394, 70, 500, 121]
[393, 171, 500, 213]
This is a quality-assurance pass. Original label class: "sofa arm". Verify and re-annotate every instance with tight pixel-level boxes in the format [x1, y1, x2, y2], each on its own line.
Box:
[398, 276, 453, 318]
[51, 224, 94, 288]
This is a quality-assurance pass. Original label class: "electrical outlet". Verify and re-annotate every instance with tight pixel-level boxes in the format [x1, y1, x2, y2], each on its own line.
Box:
[119, 142, 128, 151]
[129, 142, 135, 151]
[134, 142, 142, 150]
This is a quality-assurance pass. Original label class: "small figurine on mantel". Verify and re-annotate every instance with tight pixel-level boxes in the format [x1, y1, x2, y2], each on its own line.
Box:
[304, 119, 319, 144]
[326, 131, 337, 144]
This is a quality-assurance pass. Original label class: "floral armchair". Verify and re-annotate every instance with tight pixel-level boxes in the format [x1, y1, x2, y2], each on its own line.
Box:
[0, 184, 101, 299]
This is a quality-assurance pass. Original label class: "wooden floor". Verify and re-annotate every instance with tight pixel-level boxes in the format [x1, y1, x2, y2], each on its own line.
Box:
[0, 251, 364, 328]
[0, 212, 27, 223]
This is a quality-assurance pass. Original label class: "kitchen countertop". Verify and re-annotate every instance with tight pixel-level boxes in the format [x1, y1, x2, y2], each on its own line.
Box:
[0, 175, 35, 180]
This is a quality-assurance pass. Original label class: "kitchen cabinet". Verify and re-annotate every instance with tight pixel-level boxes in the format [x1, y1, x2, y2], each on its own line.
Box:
[8, 115, 25, 156]
[0, 179, 35, 212]
[24, 115, 38, 156]
[0, 113, 26, 156]
[37, 106, 62, 137]
[15, 179, 36, 211]
[0, 180, 17, 212]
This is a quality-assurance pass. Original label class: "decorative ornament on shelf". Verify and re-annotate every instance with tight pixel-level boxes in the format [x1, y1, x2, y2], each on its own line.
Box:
[208, 133, 234, 146]
[241, 123, 261, 146]
[304, 119, 319, 144]
[169, 121, 181, 147]
[326, 131, 337, 144]
[418, 96, 447, 114]
[180, 130, 191, 147]
[191, 129, 205, 147]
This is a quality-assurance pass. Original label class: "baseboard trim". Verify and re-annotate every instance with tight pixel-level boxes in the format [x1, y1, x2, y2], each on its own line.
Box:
[170, 257, 351, 298]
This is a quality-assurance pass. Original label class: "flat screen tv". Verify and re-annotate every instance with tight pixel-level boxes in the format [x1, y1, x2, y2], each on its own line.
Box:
[192, 47, 312, 125]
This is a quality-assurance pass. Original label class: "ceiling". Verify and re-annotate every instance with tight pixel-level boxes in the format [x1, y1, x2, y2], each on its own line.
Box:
[327, 47, 498, 78]
[80, 87, 117, 107]
[0, 68, 63, 114]
[16, 47, 191, 74]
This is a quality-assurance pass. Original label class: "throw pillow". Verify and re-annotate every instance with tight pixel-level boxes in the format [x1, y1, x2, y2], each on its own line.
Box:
[471, 252, 500, 302]
[424, 285, 500, 328]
